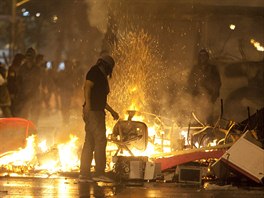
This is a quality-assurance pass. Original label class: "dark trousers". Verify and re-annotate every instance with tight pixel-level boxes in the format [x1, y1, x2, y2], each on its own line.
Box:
[80, 111, 106, 177]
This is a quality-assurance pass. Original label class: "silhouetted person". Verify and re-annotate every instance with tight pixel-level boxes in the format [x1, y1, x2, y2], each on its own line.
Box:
[0, 62, 12, 117]
[34, 54, 46, 121]
[7, 53, 25, 114]
[188, 49, 221, 124]
[79, 55, 119, 183]
[57, 60, 76, 124]
[43, 61, 61, 111]
[15, 47, 42, 125]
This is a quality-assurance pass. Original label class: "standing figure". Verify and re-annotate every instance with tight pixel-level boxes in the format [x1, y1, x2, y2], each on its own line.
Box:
[15, 47, 42, 125]
[7, 53, 25, 115]
[80, 55, 119, 182]
[0, 62, 12, 117]
[58, 60, 75, 124]
[44, 61, 60, 111]
[34, 54, 46, 121]
[188, 49, 221, 124]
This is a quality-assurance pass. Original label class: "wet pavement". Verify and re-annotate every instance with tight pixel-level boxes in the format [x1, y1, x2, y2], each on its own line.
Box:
[0, 176, 263, 198]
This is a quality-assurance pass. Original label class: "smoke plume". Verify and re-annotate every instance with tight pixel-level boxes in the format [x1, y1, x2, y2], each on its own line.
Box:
[85, 0, 109, 34]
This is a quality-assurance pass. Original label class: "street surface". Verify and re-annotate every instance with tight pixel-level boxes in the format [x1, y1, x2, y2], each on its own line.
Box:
[0, 176, 263, 198]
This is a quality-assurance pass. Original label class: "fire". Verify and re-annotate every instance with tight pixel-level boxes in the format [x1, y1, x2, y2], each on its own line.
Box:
[208, 139, 217, 147]
[57, 135, 79, 172]
[0, 134, 80, 174]
[128, 103, 138, 111]
[36, 134, 80, 172]
[106, 108, 173, 160]
[180, 130, 189, 145]
[38, 140, 48, 152]
[148, 127, 156, 136]
[0, 135, 36, 168]
[0, 117, 222, 174]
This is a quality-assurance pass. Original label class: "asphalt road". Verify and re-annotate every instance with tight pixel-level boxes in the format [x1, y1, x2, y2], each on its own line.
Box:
[0, 176, 263, 198]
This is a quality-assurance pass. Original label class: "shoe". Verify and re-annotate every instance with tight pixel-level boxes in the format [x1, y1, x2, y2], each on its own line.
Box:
[92, 175, 114, 183]
[78, 175, 94, 183]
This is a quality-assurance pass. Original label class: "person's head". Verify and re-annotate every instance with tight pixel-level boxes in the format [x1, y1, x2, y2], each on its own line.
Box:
[12, 53, 25, 67]
[198, 49, 209, 65]
[98, 55, 115, 77]
[25, 47, 36, 62]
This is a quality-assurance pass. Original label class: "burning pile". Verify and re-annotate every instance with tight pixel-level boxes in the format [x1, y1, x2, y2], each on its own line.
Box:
[0, 134, 80, 176]
[0, 110, 246, 177]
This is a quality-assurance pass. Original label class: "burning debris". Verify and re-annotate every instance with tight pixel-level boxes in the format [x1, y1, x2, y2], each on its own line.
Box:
[0, 106, 263, 186]
[0, 127, 80, 176]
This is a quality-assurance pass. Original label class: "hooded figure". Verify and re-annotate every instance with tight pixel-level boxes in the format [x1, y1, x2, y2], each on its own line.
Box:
[188, 49, 221, 124]
[79, 54, 119, 183]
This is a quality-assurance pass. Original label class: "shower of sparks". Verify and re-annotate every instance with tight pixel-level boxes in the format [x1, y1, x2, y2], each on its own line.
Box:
[109, 29, 167, 121]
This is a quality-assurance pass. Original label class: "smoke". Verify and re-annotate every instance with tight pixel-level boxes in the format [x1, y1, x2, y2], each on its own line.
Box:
[85, 0, 109, 34]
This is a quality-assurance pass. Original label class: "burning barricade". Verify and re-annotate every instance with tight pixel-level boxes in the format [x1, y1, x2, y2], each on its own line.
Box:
[0, 108, 263, 186]
[0, 118, 80, 176]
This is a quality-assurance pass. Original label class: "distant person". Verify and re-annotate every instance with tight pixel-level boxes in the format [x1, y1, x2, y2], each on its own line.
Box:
[0, 62, 12, 117]
[43, 61, 60, 111]
[71, 59, 85, 110]
[79, 55, 119, 183]
[34, 54, 46, 121]
[188, 49, 221, 124]
[15, 47, 42, 125]
[41, 61, 52, 110]
[57, 60, 76, 124]
[7, 53, 25, 114]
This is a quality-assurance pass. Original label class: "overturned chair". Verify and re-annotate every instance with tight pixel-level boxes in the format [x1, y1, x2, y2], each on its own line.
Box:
[108, 111, 148, 156]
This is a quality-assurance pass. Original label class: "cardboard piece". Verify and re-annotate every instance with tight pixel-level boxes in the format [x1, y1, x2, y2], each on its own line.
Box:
[216, 131, 264, 183]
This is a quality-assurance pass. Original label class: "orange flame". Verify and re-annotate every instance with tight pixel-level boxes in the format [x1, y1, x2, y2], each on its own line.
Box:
[0, 135, 36, 167]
